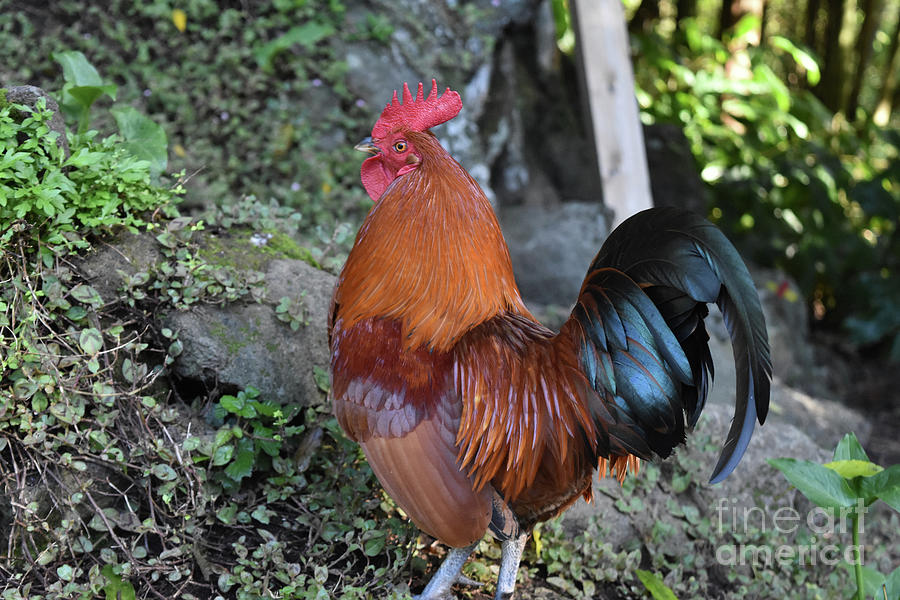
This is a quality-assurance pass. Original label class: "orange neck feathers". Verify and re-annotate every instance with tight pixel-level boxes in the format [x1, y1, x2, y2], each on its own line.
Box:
[336, 131, 530, 352]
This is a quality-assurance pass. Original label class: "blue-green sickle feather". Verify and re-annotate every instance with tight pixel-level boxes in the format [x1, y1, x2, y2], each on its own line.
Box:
[569, 207, 771, 483]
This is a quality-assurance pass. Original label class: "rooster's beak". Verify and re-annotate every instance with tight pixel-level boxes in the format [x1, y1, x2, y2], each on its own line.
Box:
[354, 137, 379, 156]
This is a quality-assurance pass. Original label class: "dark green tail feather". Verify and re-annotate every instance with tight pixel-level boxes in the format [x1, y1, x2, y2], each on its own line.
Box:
[571, 207, 771, 483]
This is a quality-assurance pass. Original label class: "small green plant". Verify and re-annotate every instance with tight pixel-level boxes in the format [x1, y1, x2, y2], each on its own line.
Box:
[770, 433, 900, 600]
[636, 569, 679, 600]
[0, 98, 177, 251]
[54, 50, 168, 175]
[201, 386, 302, 493]
[275, 294, 308, 330]
[253, 21, 335, 73]
[53, 49, 118, 133]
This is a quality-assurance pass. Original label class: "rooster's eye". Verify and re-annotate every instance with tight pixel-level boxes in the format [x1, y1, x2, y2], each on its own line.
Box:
[392, 140, 407, 153]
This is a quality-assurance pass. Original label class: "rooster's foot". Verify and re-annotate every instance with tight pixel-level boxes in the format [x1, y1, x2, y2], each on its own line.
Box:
[494, 533, 528, 600]
[414, 532, 528, 600]
[413, 542, 479, 600]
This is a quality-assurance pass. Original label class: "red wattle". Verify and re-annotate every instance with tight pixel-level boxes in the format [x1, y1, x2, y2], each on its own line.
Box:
[360, 156, 389, 202]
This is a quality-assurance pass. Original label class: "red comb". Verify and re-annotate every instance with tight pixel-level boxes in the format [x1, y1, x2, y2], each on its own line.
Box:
[371, 79, 462, 139]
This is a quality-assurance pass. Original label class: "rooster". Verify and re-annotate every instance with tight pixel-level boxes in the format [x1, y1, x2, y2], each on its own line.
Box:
[329, 80, 771, 599]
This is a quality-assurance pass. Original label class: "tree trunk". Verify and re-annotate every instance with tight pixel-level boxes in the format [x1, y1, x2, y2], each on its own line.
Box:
[804, 0, 822, 54]
[816, 0, 847, 112]
[873, 14, 900, 125]
[719, 0, 738, 38]
[846, 0, 884, 119]
[892, 83, 900, 120]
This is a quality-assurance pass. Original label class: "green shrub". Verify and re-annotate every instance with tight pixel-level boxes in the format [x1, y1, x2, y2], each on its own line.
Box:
[0, 0, 374, 236]
[0, 57, 415, 598]
[632, 19, 900, 358]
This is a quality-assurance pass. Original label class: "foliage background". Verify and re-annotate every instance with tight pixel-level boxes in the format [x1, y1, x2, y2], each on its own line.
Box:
[1, 0, 899, 598]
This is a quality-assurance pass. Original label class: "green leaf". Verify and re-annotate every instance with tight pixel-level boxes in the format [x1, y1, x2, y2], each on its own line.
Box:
[69, 284, 104, 308]
[151, 464, 177, 481]
[66, 305, 88, 321]
[219, 394, 243, 414]
[885, 565, 900, 600]
[224, 438, 255, 482]
[111, 106, 168, 176]
[824, 459, 883, 480]
[214, 428, 234, 447]
[211, 444, 233, 466]
[57, 564, 75, 581]
[50, 400, 86, 425]
[78, 327, 103, 355]
[251, 505, 273, 524]
[768, 458, 858, 509]
[753, 64, 790, 113]
[53, 50, 111, 89]
[254, 423, 280, 457]
[102, 564, 136, 600]
[216, 503, 238, 524]
[121, 359, 147, 384]
[313, 565, 328, 585]
[313, 365, 331, 393]
[859, 465, 900, 512]
[635, 570, 678, 600]
[182, 436, 202, 453]
[53, 51, 117, 131]
[770, 36, 821, 85]
[66, 86, 111, 109]
[167, 339, 183, 358]
[858, 564, 887, 598]
[363, 534, 386, 557]
[833, 432, 870, 462]
[253, 21, 336, 71]
[730, 14, 760, 41]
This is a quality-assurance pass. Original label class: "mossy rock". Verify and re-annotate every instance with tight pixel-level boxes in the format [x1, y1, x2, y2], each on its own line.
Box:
[78, 226, 335, 407]
[198, 227, 320, 273]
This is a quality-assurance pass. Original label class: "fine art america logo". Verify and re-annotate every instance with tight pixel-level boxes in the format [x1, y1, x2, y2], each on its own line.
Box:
[714, 497, 868, 566]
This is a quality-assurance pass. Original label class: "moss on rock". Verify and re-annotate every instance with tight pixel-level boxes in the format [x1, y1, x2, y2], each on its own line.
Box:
[198, 228, 319, 274]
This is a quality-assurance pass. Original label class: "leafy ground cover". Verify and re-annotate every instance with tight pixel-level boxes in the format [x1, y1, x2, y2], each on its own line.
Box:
[1, 0, 374, 247]
[0, 83, 419, 598]
[2, 1, 898, 598]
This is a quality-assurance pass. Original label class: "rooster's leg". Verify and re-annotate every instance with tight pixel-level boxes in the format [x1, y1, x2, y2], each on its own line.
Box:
[494, 533, 528, 600]
[414, 541, 479, 600]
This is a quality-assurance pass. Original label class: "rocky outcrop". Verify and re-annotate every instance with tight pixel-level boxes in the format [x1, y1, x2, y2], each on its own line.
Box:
[163, 258, 333, 406]
[562, 401, 832, 551]
[78, 229, 334, 407]
[337, 0, 607, 215]
[501, 202, 609, 304]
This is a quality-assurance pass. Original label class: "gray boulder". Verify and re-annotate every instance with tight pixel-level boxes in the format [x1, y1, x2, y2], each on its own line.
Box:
[500, 202, 609, 305]
[77, 228, 335, 407]
[562, 400, 831, 560]
[163, 258, 334, 406]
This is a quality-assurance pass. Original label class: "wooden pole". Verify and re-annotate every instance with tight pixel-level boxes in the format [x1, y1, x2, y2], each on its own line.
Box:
[572, 0, 653, 228]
